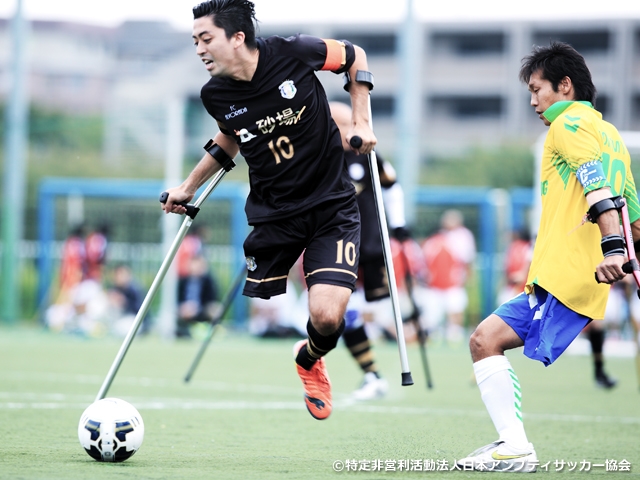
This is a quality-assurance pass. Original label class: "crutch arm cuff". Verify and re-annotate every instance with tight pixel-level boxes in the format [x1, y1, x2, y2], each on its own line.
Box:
[204, 139, 236, 172]
[586, 196, 624, 223]
[342, 70, 374, 92]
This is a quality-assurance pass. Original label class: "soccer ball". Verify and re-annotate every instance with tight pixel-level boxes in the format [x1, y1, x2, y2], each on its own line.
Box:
[78, 398, 144, 462]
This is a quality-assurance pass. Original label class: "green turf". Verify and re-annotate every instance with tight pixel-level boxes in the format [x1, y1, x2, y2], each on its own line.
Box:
[1, 325, 639, 479]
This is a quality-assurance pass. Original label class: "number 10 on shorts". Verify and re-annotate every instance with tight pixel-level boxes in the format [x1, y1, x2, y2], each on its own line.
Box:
[336, 239, 357, 266]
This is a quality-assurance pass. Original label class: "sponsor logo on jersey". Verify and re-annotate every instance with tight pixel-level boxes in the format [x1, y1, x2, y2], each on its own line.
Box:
[235, 128, 257, 144]
[278, 80, 297, 99]
[225, 105, 248, 120]
[245, 256, 257, 271]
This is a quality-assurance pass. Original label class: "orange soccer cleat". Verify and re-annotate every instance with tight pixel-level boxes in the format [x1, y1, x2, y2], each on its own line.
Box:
[293, 340, 332, 420]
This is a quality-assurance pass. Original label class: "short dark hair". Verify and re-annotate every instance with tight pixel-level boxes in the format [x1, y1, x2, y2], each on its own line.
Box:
[193, 0, 258, 50]
[519, 41, 597, 105]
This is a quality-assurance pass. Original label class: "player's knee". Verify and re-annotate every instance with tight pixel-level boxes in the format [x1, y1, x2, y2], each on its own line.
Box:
[310, 312, 343, 335]
[469, 326, 488, 360]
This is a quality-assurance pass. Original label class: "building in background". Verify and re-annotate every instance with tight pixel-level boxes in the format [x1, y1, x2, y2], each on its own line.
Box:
[1, 17, 640, 162]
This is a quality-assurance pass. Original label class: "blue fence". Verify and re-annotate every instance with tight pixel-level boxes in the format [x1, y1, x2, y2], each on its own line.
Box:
[37, 178, 250, 322]
[36, 178, 535, 326]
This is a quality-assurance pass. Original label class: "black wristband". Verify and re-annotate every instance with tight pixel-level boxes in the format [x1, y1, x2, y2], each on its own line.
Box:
[342, 70, 375, 92]
[601, 234, 626, 257]
[204, 139, 236, 172]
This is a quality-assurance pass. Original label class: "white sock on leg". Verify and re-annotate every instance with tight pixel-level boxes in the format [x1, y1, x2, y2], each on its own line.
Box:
[473, 355, 530, 450]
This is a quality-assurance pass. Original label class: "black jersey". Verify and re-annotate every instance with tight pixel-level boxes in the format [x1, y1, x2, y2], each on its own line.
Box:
[345, 150, 394, 260]
[200, 34, 357, 225]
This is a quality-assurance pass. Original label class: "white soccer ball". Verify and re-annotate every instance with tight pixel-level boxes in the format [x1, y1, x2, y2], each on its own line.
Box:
[78, 398, 144, 462]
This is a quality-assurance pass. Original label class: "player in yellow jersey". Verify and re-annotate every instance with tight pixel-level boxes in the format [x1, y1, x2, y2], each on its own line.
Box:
[457, 42, 640, 472]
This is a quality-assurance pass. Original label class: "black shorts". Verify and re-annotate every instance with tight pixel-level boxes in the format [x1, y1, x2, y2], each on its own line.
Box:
[242, 196, 361, 299]
[359, 255, 390, 302]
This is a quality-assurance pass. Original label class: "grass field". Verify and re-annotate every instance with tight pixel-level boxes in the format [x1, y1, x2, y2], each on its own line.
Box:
[1, 325, 639, 479]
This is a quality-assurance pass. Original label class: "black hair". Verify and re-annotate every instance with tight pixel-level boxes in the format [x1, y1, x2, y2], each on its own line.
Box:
[519, 41, 597, 105]
[193, 0, 258, 49]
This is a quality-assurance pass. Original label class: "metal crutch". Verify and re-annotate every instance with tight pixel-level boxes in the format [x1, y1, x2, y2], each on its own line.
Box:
[183, 265, 247, 383]
[350, 102, 413, 386]
[95, 166, 232, 401]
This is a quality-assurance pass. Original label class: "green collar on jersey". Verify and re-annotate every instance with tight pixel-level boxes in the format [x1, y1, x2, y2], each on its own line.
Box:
[543, 101, 593, 123]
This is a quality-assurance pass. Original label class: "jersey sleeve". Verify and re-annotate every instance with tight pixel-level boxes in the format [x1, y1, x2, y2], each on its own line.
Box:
[553, 117, 610, 195]
[200, 85, 233, 136]
[270, 34, 356, 74]
[623, 166, 640, 223]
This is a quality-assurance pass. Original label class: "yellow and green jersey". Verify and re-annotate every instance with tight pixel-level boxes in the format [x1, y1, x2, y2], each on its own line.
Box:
[526, 101, 640, 320]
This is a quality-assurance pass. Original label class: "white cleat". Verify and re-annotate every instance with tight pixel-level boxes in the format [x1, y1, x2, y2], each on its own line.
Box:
[351, 372, 388, 401]
[456, 440, 538, 473]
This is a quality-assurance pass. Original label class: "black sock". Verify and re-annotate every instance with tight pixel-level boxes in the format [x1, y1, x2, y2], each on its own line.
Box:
[343, 325, 377, 374]
[296, 318, 345, 370]
[588, 328, 605, 376]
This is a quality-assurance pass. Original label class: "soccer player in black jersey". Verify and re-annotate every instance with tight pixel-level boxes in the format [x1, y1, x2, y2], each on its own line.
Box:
[162, 0, 376, 420]
[330, 101, 411, 400]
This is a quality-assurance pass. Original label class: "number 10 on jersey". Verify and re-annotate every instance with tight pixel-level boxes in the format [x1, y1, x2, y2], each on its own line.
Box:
[268, 136, 294, 164]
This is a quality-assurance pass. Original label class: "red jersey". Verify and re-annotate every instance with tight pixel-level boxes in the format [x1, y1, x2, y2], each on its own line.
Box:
[422, 228, 475, 289]
[176, 234, 204, 278]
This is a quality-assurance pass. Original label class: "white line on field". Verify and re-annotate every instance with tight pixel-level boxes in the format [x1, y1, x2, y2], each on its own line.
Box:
[0, 371, 304, 397]
[0, 393, 639, 425]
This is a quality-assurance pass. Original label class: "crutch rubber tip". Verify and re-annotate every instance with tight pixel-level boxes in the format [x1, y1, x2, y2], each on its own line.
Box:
[401, 372, 414, 386]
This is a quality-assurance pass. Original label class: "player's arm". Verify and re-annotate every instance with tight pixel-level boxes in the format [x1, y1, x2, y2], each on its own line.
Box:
[344, 45, 377, 155]
[377, 156, 397, 187]
[563, 126, 626, 283]
[587, 187, 627, 284]
[378, 162, 413, 242]
[162, 132, 238, 215]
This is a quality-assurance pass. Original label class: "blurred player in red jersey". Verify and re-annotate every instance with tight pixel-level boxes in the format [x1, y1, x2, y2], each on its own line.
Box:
[421, 209, 476, 344]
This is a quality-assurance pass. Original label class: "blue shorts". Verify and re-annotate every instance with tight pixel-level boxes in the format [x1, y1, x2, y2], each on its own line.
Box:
[494, 285, 591, 366]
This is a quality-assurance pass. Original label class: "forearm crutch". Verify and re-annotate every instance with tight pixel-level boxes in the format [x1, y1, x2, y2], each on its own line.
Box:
[95, 166, 233, 401]
[183, 265, 247, 383]
[618, 199, 640, 390]
[350, 128, 413, 386]
[398, 244, 433, 389]
[620, 199, 640, 292]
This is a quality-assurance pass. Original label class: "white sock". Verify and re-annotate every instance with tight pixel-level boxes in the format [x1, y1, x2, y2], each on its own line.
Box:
[473, 355, 530, 450]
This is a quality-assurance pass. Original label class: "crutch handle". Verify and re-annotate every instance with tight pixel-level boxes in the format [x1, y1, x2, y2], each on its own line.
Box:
[623, 260, 639, 274]
[620, 260, 640, 299]
[159, 191, 200, 219]
[350, 136, 363, 149]
[595, 260, 639, 283]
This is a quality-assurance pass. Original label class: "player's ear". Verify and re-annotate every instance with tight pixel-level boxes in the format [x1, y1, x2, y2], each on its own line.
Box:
[233, 31, 246, 47]
[559, 76, 573, 96]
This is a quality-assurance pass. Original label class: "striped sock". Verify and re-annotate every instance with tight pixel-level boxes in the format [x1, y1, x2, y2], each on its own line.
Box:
[343, 325, 377, 374]
[473, 355, 529, 450]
